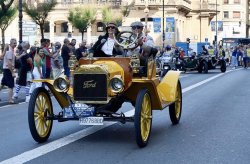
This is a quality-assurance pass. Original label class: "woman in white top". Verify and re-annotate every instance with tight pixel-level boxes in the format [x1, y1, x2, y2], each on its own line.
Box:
[90, 22, 123, 57]
[29, 48, 45, 95]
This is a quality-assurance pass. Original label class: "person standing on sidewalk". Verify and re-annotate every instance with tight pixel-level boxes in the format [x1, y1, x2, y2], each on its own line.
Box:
[1, 38, 17, 104]
[231, 46, 238, 69]
[61, 38, 73, 78]
[29, 48, 45, 95]
[0, 44, 10, 101]
[13, 42, 33, 102]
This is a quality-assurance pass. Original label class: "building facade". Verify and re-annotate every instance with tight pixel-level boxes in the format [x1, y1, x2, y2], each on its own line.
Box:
[2, 0, 250, 46]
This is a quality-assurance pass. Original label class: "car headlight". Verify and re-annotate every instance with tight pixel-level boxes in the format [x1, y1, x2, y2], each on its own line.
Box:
[164, 66, 170, 69]
[110, 76, 124, 93]
[53, 77, 70, 92]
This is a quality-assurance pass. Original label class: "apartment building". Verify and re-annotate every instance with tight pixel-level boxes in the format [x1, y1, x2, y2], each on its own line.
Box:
[2, 0, 249, 46]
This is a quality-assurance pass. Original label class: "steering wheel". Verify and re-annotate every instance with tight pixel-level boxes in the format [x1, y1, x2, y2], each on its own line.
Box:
[114, 31, 139, 49]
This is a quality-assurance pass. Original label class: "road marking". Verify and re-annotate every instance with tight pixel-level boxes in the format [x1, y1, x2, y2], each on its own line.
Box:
[0, 110, 134, 164]
[182, 69, 236, 93]
[0, 68, 240, 163]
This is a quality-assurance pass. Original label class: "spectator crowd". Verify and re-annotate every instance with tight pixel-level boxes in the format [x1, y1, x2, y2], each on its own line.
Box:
[0, 37, 90, 104]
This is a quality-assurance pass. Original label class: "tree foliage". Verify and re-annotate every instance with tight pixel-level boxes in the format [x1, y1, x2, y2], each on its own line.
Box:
[0, 0, 15, 18]
[23, 0, 57, 39]
[0, 0, 16, 51]
[102, 4, 131, 26]
[68, 5, 97, 41]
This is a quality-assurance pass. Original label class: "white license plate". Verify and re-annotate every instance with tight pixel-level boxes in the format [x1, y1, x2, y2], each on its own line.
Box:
[79, 117, 104, 125]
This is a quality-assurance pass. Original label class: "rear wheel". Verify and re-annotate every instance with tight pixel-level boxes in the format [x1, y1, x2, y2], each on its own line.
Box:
[28, 87, 53, 143]
[220, 60, 226, 73]
[169, 80, 182, 125]
[134, 89, 152, 148]
[203, 61, 208, 73]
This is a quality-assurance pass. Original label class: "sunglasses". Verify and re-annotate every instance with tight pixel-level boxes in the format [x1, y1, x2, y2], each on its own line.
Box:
[107, 26, 116, 29]
[131, 26, 142, 30]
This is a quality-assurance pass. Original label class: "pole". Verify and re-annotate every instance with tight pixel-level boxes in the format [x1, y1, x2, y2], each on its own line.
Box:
[215, 0, 217, 55]
[18, 0, 23, 44]
[162, 0, 165, 49]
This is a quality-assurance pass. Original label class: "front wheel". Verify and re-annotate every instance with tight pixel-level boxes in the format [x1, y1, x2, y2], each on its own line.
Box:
[134, 89, 152, 148]
[28, 87, 53, 143]
[169, 80, 182, 125]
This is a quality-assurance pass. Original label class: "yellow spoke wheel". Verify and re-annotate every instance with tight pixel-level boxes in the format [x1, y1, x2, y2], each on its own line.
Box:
[28, 87, 53, 143]
[169, 80, 182, 125]
[134, 89, 152, 148]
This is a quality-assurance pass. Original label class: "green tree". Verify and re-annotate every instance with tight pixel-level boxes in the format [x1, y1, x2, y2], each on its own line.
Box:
[0, 7, 16, 50]
[0, 0, 16, 51]
[101, 6, 113, 24]
[23, 0, 57, 39]
[0, 0, 15, 18]
[68, 5, 97, 41]
[102, 3, 132, 26]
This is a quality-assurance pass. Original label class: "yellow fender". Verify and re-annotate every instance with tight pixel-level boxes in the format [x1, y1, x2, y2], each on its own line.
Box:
[157, 70, 181, 104]
[32, 79, 69, 109]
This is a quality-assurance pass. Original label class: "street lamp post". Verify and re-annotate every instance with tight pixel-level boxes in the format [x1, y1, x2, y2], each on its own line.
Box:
[215, 0, 218, 55]
[162, 0, 165, 49]
[18, 0, 23, 44]
[144, 1, 149, 35]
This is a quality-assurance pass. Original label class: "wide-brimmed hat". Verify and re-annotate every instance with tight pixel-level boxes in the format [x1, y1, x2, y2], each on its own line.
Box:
[106, 22, 117, 29]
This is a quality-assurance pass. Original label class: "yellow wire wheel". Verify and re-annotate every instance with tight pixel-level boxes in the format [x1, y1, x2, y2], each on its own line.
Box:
[28, 87, 53, 143]
[169, 80, 182, 125]
[134, 89, 152, 148]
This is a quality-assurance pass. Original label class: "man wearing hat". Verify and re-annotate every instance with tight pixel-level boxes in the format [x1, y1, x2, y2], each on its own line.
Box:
[128, 21, 155, 58]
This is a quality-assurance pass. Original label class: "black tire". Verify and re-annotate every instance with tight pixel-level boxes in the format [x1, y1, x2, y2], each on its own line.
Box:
[169, 80, 182, 125]
[220, 60, 226, 73]
[197, 63, 202, 73]
[134, 89, 152, 148]
[203, 61, 208, 73]
[161, 69, 168, 77]
[28, 87, 53, 143]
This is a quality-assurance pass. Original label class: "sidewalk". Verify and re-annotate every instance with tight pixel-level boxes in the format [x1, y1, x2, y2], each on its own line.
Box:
[0, 73, 25, 107]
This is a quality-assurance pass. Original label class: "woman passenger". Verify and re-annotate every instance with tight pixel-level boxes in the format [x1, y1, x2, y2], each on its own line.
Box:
[90, 22, 123, 57]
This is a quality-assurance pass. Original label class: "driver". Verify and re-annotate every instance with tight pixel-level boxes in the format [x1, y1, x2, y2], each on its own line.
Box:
[127, 21, 155, 58]
[90, 22, 123, 57]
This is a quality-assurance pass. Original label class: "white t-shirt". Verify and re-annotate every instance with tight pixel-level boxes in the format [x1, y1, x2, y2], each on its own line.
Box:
[3, 48, 15, 69]
[101, 38, 115, 56]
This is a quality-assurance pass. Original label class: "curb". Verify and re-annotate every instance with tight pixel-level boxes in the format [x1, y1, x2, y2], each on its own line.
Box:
[0, 98, 25, 107]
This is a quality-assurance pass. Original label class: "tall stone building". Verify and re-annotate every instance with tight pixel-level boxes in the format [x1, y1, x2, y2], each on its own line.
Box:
[2, 0, 250, 46]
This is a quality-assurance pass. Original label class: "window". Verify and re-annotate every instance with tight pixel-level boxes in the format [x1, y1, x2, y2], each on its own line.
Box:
[233, 11, 240, 18]
[97, 22, 105, 32]
[234, 0, 240, 4]
[223, 11, 229, 18]
[61, 22, 68, 33]
[44, 22, 50, 32]
[224, 0, 229, 4]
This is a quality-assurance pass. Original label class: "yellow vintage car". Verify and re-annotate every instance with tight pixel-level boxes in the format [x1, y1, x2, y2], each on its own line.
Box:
[28, 32, 182, 148]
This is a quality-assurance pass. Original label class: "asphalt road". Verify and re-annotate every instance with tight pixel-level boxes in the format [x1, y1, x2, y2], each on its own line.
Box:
[0, 68, 250, 164]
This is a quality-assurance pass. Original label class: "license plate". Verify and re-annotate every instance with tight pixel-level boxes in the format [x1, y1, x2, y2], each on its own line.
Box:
[79, 117, 104, 125]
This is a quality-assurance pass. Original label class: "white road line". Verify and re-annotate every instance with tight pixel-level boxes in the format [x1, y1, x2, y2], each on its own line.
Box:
[0, 69, 239, 163]
[0, 110, 134, 164]
[182, 69, 236, 93]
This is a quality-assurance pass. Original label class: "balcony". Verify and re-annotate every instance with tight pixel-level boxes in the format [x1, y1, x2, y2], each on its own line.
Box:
[134, 0, 191, 13]
[54, 0, 122, 9]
